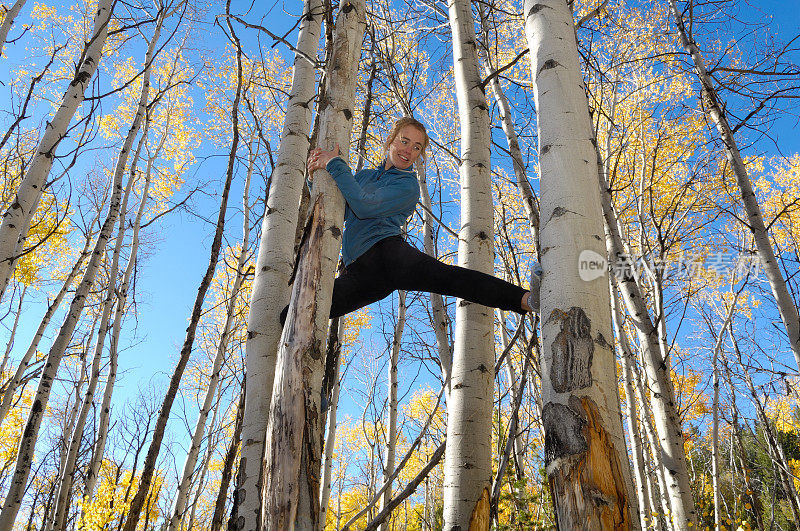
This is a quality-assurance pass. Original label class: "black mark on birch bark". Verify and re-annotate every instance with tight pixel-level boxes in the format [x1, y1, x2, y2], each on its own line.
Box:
[549, 307, 593, 393]
[538, 59, 560, 75]
[527, 3, 550, 17]
[543, 399, 587, 464]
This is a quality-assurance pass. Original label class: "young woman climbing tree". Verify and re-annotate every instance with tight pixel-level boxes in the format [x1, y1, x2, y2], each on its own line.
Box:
[281, 116, 540, 325]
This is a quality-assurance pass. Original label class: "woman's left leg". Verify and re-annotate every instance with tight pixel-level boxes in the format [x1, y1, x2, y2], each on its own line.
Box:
[379, 238, 528, 313]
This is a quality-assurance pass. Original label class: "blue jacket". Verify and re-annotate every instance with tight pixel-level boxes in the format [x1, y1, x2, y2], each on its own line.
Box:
[326, 157, 420, 265]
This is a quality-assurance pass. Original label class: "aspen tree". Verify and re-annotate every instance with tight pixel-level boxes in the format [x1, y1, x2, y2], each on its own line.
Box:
[611, 287, 657, 531]
[49, 13, 167, 526]
[706, 294, 739, 531]
[599, 155, 695, 526]
[210, 386, 245, 531]
[50, 177, 136, 531]
[319, 319, 344, 523]
[442, 0, 495, 526]
[417, 161, 453, 385]
[0, 0, 116, 300]
[0, 0, 27, 57]
[0, 65, 130, 531]
[167, 148, 254, 531]
[237, 1, 322, 526]
[0, 227, 94, 426]
[667, 0, 800, 368]
[0, 285, 24, 378]
[524, 0, 637, 527]
[83, 119, 159, 505]
[259, 0, 365, 527]
[379, 290, 406, 529]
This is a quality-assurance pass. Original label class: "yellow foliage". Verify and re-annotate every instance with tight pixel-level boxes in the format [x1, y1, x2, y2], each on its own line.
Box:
[77, 459, 165, 529]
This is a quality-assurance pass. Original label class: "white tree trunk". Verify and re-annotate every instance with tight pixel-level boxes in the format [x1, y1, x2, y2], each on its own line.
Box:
[667, 0, 800, 368]
[379, 290, 406, 530]
[0, 285, 25, 380]
[319, 319, 344, 524]
[0, 62, 128, 524]
[484, 65, 540, 245]
[121, 4, 242, 522]
[709, 298, 737, 531]
[259, 1, 364, 528]
[167, 147, 253, 531]
[83, 128, 156, 504]
[0, 0, 28, 58]
[237, 1, 322, 527]
[600, 168, 695, 525]
[0, 0, 115, 300]
[524, 0, 638, 527]
[612, 288, 655, 531]
[50, 17, 162, 526]
[51, 171, 137, 531]
[441, 0, 495, 528]
[496, 308, 526, 478]
[416, 163, 452, 386]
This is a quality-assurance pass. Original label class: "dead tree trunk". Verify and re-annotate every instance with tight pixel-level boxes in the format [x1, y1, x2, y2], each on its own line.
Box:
[259, 1, 365, 528]
[237, 0, 323, 525]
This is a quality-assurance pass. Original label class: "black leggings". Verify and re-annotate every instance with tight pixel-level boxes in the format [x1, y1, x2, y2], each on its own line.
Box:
[281, 236, 527, 324]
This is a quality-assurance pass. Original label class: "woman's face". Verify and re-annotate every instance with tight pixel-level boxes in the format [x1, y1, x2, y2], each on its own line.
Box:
[386, 125, 426, 169]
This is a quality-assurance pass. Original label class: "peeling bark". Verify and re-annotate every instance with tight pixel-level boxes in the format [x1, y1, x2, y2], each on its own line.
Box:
[545, 397, 631, 530]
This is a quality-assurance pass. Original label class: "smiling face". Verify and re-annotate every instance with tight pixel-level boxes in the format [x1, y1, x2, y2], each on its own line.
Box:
[385, 125, 426, 170]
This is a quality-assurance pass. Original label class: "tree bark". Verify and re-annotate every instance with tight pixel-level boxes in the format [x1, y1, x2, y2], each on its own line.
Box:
[258, 0, 364, 528]
[237, 1, 322, 527]
[524, 0, 637, 528]
[0, 0, 28, 57]
[379, 290, 406, 529]
[667, 0, 800, 368]
[0, 0, 115, 300]
[442, 0, 495, 527]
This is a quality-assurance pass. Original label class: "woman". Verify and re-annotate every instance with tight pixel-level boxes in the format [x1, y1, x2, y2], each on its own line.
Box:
[282, 117, 539, 325]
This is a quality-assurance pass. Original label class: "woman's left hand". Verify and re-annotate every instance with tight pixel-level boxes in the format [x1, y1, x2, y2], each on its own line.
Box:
[307, 144, 340, 177]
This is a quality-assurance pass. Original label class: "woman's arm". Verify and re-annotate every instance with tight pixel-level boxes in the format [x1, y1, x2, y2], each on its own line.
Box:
[307, 145, 419, 218]
[325, 158, 419, 219]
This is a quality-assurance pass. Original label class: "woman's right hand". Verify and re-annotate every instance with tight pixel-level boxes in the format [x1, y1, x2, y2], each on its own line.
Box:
[307, 144, 340, 177]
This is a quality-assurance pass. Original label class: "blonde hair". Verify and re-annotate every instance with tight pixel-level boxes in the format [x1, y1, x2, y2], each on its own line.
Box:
[383, 117, 429, 160]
